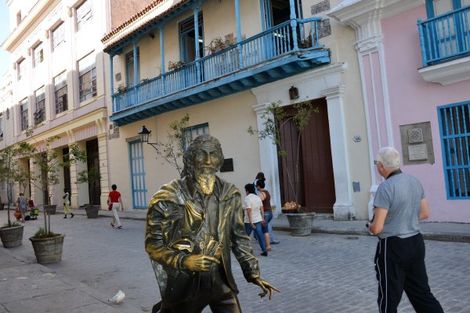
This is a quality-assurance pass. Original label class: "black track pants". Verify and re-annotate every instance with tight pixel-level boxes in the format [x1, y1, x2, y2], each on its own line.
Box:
[374, 233, 444, 313]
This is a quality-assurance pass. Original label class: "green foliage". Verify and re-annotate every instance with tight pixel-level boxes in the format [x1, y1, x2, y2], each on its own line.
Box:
[152, 114, 190, 176]
[76, 167, 101, 184]
[248, 101, 318, 204]
[1, 221, 21, 228]
[32, 227, 60, 239]
[0, 144, 32, 227]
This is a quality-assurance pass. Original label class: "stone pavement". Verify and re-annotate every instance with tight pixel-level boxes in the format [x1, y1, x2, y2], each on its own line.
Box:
[75, 208, 470, 242]
[0, 243, 142, 313]
[1, 209, 470, 313]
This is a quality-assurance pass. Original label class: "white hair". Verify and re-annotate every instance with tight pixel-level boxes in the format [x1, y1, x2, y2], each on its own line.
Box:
[377, 147, 401, 169]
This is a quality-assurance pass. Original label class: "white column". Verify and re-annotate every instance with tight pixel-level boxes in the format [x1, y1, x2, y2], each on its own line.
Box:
[97, 132, 109, 210]
[252, 103, 282, 216]
[322, 86, 355, 220]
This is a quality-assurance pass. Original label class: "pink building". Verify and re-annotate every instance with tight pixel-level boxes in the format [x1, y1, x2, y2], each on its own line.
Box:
[330, 0, 470, 222]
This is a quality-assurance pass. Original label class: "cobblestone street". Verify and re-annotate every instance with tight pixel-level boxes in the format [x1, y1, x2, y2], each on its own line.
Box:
[2, 212, 469, 313]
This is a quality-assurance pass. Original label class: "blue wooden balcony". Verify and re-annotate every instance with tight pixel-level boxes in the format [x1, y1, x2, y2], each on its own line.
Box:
[111, 18, 330, 126]
[418, 6, 470, 67]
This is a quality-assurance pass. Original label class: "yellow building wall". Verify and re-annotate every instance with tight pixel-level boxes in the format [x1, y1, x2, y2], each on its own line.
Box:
[108, 91, 260, 209]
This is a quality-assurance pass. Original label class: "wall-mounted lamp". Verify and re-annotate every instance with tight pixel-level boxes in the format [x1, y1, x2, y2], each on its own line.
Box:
[289, 86, 299, 100]
[138, 125, 159, 151]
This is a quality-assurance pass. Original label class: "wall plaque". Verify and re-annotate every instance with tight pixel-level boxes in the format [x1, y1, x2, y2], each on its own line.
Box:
[400, 122, 434, 165]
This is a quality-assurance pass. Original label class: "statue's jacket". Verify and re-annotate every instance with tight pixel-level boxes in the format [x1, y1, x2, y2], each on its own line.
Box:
[145, 176, 260, 304]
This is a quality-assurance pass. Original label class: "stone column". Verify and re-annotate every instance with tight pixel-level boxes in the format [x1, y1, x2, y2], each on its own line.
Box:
[322, 86, 355, 220]
[252, 103, 282, 216]
[97, 132, 110, 210]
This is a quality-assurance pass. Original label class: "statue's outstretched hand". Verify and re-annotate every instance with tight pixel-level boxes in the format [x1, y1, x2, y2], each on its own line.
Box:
[183, 254, 220, 272]
[251, 277, 280, 300]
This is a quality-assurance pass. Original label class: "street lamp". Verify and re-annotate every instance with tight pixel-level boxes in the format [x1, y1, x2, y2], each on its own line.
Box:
[138, 125, 158, 151]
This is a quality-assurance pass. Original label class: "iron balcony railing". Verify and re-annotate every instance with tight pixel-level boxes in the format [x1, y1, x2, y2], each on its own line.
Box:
[418, 6, 470, 66]
[112, 17, 323, 113]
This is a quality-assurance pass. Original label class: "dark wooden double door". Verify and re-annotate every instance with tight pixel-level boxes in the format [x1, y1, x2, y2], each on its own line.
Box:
[278, 98, 335, 213]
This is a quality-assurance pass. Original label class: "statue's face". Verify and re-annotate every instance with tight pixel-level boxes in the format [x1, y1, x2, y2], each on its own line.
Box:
[193, 141, 223, 176]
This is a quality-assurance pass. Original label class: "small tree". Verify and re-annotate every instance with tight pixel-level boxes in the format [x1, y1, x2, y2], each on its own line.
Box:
[19, 133, 86, 235]
[151, 114, 190, 177]
[248, 102, 317, 210]
[0, 145, 31, 227]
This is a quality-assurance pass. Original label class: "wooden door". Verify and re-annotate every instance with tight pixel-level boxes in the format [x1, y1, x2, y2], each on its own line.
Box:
[278, 98, 335, 213]
[86, 139, 101, 205]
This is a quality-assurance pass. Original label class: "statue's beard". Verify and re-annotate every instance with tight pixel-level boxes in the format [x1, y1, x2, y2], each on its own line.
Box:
[195, 173, 216, 195]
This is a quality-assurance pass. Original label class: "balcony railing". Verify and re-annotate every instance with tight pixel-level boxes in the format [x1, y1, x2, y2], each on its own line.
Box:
[112, 18, 323, 113]
[418, 6, 470, 66]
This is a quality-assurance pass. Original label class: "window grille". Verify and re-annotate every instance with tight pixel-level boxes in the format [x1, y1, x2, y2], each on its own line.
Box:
[183, 123, 209, 150]
[54, 72, 68, 114]
[438, 101, 470, 199]
[78, 53, 96, 102]
[76, 0, 92, 31]
[52, 22, 65, 50]
[33, 43, 44, 67]
[34, 88, 45, 125]
[20, 99, 28, 131]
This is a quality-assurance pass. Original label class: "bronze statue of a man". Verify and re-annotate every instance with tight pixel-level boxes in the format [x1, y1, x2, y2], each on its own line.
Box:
[145, 134, 278, 313]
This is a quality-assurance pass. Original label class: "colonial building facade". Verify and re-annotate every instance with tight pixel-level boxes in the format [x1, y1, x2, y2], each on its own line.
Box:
[102, 0, 372, 219]
[330, 0, 470, 222]
[1, 0, 111, 209]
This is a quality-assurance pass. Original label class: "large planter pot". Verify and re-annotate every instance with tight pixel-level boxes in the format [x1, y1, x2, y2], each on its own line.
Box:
[285, 213, 315, 236]
[44, 205, 57, 215]
[0, 225, 24, 248]
[30, 234, 65, 264]
[85, 205, 100, 218]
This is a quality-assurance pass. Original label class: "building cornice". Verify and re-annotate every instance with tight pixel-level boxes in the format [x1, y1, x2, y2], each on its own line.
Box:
[419, 56, 470, 86]
[2, 0, 59, 52]
[328, 0, 423, 42]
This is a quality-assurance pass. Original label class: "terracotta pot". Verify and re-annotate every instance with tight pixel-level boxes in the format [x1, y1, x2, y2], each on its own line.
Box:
[0, 225, 24, 248]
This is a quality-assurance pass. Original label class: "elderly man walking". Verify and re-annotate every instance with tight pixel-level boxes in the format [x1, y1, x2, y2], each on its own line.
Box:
[368, 147, 444, 313]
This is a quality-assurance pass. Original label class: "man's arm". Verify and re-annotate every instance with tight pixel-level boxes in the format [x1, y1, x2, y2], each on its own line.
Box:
[419, 198, 430, 220]
[369, 208, 388, 235]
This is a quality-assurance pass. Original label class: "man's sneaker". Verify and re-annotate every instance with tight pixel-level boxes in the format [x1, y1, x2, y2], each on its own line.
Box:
[270, 241, 280, 244]
[260, 251, 268, 257]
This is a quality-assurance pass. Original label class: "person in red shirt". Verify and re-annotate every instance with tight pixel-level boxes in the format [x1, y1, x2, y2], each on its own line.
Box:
[108, 184, 123, 229]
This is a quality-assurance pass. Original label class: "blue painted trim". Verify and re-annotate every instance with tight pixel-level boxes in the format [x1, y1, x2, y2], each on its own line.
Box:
[437, 101, 470, 200]
[128, 140, 148, 209]
[105, 0, 196, 55]
[425, 0, 435, 18]
[289, 0, 298, 50]
[235, 0, 242, 42]
[133, 43, 139, 86]
[193, 7, 200, 60]
[109, 54, 114, 111]
[110, 49, 330, 125]
[160, 27, 165, 75]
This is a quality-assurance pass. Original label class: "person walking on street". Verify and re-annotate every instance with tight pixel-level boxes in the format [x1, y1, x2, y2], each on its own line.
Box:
[368, 147, 444, 313]
[16, 193, 27, 223]
[63, 189, 73, 218]
[256, 180, 273, 251]
[244, 183, 268, 256]
[108, 184, 123, 229]
[254, 172, 280, 245]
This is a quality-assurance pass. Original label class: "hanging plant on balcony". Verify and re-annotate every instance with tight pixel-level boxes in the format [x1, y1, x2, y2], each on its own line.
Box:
[168, 60, 185, 72]
[206, 36, 236, 54]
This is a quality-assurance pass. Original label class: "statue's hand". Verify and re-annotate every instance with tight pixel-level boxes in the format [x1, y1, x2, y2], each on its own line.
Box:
[183, 254, 220, 272]
[251, 277, 280, 300]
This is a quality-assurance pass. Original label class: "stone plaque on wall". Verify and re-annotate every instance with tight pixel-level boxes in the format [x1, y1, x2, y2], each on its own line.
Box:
[400, 122, 434, 165]
[311, 0, 330, 15]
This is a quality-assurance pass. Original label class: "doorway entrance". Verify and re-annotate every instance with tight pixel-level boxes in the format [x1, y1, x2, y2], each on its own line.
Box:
[86, 139, 101, 205]
[260, 0, 303, 29]
[277, 98, 335, 213]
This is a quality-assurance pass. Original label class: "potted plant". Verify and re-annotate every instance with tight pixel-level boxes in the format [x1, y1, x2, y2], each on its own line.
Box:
[248, 102, 317, 236]
[0, 145, 29, 248]
[21, 133, 86, 263]
[76, 168, 102, 218]
[168, 60, 185, 72]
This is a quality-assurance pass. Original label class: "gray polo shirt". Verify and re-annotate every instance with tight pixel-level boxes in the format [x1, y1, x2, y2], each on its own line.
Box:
[373, 171, 424, 239]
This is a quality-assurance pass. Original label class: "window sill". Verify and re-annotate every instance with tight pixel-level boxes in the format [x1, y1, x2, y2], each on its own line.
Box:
[419, 56, 470, 86]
